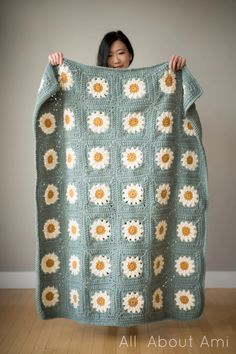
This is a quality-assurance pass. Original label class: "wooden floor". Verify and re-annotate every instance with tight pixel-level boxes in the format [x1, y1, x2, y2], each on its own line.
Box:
[0, 289, 235, 354]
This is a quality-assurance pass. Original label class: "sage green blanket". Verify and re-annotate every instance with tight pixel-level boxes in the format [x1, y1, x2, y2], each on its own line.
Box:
[33, 58, 208, 326]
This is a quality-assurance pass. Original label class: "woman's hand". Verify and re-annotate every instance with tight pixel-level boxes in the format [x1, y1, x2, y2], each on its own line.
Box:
[48, 52, 64, 66]
[169, 55, 186, 71]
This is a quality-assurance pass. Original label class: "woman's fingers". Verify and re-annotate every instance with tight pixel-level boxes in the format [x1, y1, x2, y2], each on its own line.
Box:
[169, 55, 186, 71]
[48, 52, 64, 65]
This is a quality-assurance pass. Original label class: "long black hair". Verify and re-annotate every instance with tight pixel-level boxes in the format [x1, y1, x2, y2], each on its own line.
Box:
[96, 30, 134, 67]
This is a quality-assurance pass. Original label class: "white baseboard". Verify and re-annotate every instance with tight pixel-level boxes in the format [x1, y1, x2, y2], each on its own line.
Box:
[0, 271, 235, 288]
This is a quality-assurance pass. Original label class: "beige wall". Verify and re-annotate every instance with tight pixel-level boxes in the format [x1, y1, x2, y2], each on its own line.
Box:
[0, 0, 235, 271]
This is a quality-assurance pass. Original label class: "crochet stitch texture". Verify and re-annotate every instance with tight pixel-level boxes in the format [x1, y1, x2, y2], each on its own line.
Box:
[33, 58, 208, 326]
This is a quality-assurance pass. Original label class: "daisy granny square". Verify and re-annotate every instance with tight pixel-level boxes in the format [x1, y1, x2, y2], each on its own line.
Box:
[33, 58, 208, 326]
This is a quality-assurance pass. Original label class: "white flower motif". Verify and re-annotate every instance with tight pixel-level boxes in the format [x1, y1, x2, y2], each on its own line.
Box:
[39, 113, 56, 135]
[43, 219, 60, 239]
[152, 288, 164, 310]
[122, 112, 145, 134]
[123, 78, 146, 99]
[89, 184, 111, 205]
[58, 64, 73, 90]
[44, 184, 59, 205]
[159, 70, 176, 94]
[156, 111, 174, 134]
[182, 118, 196, 136]
[155, 183, 171, 205]
[87, 78, 109, 98]
[123, 292, 144, 313]
[43, 149, 58, 170]
[66, 184, 77, 204]
[41, 253, 60, 274]
[155, 147, 174, 170]
[70, 289, 79, 308]
[121, 147, 143, 169]
[175, 290, 195, 311]
[42, 286, 59, 307]
[177, 221, 197, 242]
[90, 255, 111, 277]
[88, 147, 109, 170]
[178, 185, 199, 207]
[69, 255, 80, 275]
[122, 220, 144, 242]
[87, 111, 110, 133]
[68, 219, 80, 240]
[66, 148, 76, 169]
[175, 256, 195, 277]
[122, 256, 143, 278]
[181, 150, 198, 171]
[64, 108, 75, 130]
[122, 183, 143, 205]
[155, 220, 167, 241]
[90, 219, 111, 241]
[91, 291, 111, 312]
[153, 255, 164, 276]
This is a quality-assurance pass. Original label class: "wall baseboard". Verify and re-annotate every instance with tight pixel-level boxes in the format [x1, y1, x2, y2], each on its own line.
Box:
[0, 271, 235, 288]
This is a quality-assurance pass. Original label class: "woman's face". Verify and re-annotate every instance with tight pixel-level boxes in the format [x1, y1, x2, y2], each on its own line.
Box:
[107, 40, 132, 68]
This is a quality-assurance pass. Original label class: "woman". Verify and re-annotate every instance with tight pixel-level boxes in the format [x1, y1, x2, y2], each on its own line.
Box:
[48, 30, 186, 71]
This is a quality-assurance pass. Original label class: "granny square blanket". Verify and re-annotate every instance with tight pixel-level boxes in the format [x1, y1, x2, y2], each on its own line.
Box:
[33, 58, 208, 327]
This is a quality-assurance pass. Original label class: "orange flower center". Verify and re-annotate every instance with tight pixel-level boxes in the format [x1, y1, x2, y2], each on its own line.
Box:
[184, 191, 193, 200]
[130, 83, 139, 93]
[128, 226, 137, 235]
[93, 83, 103, 92]
[95, 189, 104, 198]
[165, 74, 173, 87]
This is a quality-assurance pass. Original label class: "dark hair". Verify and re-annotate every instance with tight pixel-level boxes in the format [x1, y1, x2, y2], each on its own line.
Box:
[96, 30, 134, 67]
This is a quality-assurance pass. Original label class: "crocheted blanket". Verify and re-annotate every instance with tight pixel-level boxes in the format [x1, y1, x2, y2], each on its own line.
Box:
[33, 58, 208, 327]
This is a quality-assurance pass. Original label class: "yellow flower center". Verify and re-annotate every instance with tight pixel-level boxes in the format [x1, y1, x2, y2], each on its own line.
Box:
[45, 118, 52, 128]
[65, 115, 71, 125]
[182, 226, 190, 236]
[69, 189, 74, 198]
[180, 295, 189, 304]
[161, 189, 167, 198]
[162, 153, 170, 163]
[94, 117, 103, 126]
[97, 296, 105, 306]
[96, 225, 105, 234]
[72, 260, 77, 269]
[94, 152, 103, 162]
[130, 83, 139, 93]
[48, 190, 54, 199]
[47, 155, 53, 164]
[93, 83, 103, 92]
[71, 225, 77, 234]
[187, 156, 193, 164]
[129, 117, 138, 127]
[46, 291, 54, 301]
[95, 189, 104, 198]
[47, 224, 55, 233]
[128, 189, 137, 199]
[184, 191, 193, 200]
[180, 261, 189, 270]
[128, 225, 137, 235]
[96, 261, 105, 270]
[127, 152, 136, 162]
[128, 297, 138, 307]
[46, 259, 54, 268]
[187, 121, 193, 130]
[163, 116, 170, 127]
[165, 74, 173, 87]
[128, 261, 137, 271]
[60, 72, 68, 84]
[159, 226, 164, 234]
